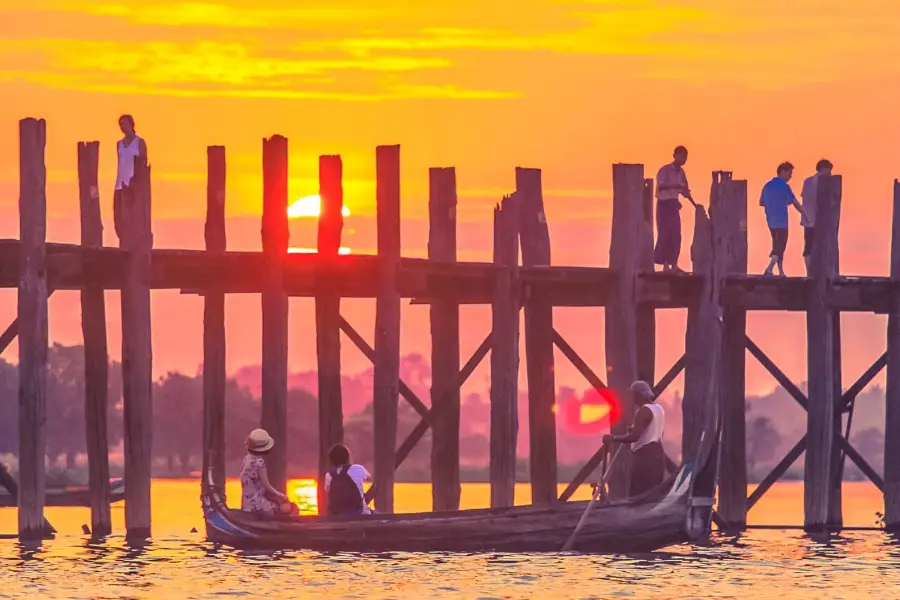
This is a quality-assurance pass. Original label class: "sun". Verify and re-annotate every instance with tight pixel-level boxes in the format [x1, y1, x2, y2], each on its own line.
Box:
[287, 194, 351, 219]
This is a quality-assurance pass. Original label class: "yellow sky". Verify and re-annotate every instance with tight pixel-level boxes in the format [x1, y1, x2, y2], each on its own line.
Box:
[0, 1, 898, 390]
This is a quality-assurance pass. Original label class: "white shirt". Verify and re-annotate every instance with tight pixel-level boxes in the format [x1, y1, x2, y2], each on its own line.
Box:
[324, 464, 372, 514]
[800, 174, 818, 227]
[632, 403, 665, 451]
[656, 162, 689, 201]
[115, 135, 143, 190]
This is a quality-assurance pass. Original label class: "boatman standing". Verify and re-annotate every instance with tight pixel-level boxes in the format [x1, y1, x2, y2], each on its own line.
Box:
[603, 380, 666, 497]
[113, 114, 148, 242]
[654, 146, 697, 273]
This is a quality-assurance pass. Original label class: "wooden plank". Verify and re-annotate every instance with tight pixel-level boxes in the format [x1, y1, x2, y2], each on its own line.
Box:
[839, 352, 886, 411]
[744, 335, 809, 410]
[429, 166, 460, 512]
[78, 140, 111, 537]
[364, 333, 493, 503]
[516, 167, 557, 506]
[828, 313, 843, 528]
[747, 437, 807, 510]
[316, 154, 344, 508]
[605, 164, 644, 498]
[372, 144, 402, 513]
[714, 174, 749, 529]
[804, 174, 841, 531]
[551, 329, 606, 391]
[17, 117, 49, 540]
[887, 178, 900, 530]
[202, 146, 227, 502]
[490, 193, 520, 508]
[652, 354, 685, 397]
[261, 135, 289, 492]
[637, 177, 656, 385]
[119, 144, 154, 539]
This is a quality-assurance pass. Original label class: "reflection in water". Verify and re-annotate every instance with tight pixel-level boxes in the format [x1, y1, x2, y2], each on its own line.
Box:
[0, 481, 897, 598]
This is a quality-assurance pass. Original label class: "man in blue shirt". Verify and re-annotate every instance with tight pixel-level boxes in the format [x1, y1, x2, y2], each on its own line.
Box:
[760, 162, 808, 276]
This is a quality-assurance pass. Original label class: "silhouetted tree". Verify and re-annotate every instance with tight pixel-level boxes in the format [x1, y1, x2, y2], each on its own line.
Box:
[747, 416, 782, 471]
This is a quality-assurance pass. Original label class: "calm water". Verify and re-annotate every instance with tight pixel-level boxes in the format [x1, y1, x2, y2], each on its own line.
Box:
[1, 480, 897, 599]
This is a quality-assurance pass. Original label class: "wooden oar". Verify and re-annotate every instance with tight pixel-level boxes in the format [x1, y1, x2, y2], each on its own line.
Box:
[561, 445, 622, 552]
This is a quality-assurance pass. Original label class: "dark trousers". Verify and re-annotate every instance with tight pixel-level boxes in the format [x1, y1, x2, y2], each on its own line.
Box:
[630, 442, 666, 497]
[803, 227, 815, 257]
[654, 200, 681, 265]
[769, 228, 788, 260]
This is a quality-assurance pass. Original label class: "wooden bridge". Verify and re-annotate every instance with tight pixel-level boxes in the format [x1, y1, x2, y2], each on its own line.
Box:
[4, 116, 899, 540]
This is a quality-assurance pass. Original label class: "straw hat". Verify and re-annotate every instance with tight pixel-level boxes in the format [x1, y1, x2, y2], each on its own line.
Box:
[630, 380, 655, 400]
[246, 428, 275, 452]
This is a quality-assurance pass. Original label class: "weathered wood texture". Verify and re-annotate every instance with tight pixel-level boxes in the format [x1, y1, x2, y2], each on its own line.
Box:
[429, 167, 461, 511]
[373, 145, 402, 513]
[261, 135, 290, 493]
[17, 118, 49, 539]
[829, 312, 843, 527]
[316, 154, 344, 508]
[119, 151, 154, 538]
[605, 164, 644, 497]
[78, 140, 111, 537]
[516, 167, 556, 506]
[490, 194, 520, 508]
[885, 178, 900, 530]
[711, 173, 749, 528]
[636, 178, 656, 385]
[202, 146, 227, 500]
[804, 175, 841, 531]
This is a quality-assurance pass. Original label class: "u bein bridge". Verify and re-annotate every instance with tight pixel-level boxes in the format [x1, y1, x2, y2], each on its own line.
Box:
[3, 116, 900, 541]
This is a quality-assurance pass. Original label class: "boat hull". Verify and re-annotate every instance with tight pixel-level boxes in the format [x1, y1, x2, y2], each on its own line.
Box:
[0, 479, 125, 508]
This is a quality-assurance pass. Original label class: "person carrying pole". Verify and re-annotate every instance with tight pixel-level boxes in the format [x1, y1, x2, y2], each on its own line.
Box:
[602, 380, 666, 497]
[654, 146, 696, 273]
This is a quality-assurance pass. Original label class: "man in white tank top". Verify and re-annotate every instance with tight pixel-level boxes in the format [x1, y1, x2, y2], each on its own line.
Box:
[113, 114, 148, 240]
[602, 380, 666, 497]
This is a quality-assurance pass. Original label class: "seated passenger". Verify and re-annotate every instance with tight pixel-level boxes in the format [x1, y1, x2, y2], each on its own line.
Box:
[240, 428, 298, 516]
[324, 444, 373, 516]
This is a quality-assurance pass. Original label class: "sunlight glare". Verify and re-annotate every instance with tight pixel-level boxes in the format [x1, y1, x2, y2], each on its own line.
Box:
[287, 194, 351, 219]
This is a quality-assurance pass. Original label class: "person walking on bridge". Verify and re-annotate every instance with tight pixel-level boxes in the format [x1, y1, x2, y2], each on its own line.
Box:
[800, 159, 833, 275]
[760, 162, 808, 277]
[113, 114, 148, 242]
[654, 146, 697, 273]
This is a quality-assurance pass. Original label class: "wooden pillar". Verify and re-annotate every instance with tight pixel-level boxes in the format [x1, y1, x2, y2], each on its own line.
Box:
[683, 204, 713, 461]
[372, 144, 401, 513]
[605, 164, 644, 497]
[636, 178, 656, 385]
[78, 140, 111, 537]
[429, 167, 461, 511]
[829, 303, 843, 526]
[261, 135, 289, 492]
[17, 118, 49, 539]
[316, 154, 344, 507]
[516, 167, 557, 506]
[119, 150, 154, 538]
[711, 172, 749, 528]
[886, 179, 900, 531]
[805, 174, 841, 531]
[202, 146, 227, 499]
[490, 193, 520, 507]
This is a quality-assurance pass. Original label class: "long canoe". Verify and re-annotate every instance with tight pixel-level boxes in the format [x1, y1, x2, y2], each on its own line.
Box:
[203, 428, 719, 553]
[0, 479, 125, 508]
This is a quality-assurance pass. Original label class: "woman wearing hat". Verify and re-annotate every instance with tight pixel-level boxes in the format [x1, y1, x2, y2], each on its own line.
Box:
[241, 429, 298, 516]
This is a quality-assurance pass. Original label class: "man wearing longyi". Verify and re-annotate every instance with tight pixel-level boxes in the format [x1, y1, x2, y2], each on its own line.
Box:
[602, 380, 666, 497]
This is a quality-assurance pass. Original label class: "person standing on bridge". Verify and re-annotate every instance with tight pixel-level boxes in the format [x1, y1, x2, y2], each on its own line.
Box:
[800, 159, 833, 275]
[655, 146, 697, 273]
[113, 114, 148, 242]
[602, 380, 666, 497]
[760, 162, 808, 277]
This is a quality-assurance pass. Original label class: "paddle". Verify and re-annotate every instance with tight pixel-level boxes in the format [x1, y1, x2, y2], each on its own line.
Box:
[561, 445, 622, 552]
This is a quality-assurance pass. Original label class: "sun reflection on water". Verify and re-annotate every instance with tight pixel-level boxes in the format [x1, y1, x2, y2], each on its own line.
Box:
[287, 478, 318, 515]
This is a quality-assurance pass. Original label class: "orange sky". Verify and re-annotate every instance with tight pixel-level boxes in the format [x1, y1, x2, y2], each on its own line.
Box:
[0, 0, 898, 399]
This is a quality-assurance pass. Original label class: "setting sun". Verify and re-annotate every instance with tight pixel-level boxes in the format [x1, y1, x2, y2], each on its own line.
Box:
[287, 194, 351, 219]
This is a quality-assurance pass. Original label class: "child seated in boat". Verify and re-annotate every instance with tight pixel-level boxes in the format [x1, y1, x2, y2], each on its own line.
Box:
[324, 444, 373, 516]
[240, 428, 299, 516]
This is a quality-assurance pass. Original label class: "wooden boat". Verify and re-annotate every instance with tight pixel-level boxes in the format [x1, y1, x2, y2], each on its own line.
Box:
[202, 414, 720, 553]
[0, 479, 125, 508]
